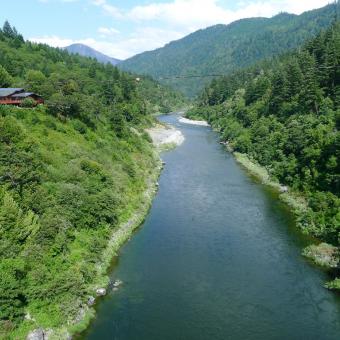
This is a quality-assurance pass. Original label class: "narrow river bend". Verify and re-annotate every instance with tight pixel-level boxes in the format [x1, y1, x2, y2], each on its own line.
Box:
[82, 114, 340, 340]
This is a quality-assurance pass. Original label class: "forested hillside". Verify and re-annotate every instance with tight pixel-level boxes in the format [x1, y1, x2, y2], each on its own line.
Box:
[0, 22, 184, 338]
[120, 3, 339, 97]
[187, 22, 340, 287]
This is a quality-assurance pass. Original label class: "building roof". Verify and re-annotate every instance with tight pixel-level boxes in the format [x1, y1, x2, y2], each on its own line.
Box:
[0, 88, 24, 97]
[12, 92, 36, 98]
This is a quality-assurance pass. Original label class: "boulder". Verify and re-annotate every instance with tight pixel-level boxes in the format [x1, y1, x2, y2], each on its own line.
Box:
[87, 296, 96, 306]
[279, 185, 288, 193]
[96, 288, 107, 296]
[113, 279, 123, 288]
[26, 329, 45, 340]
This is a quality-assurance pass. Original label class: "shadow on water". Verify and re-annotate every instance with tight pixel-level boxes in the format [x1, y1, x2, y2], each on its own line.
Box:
[79, 113, 340, 340]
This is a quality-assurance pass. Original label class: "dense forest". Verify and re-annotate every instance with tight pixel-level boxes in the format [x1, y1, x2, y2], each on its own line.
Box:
[120, 3, 339, 97]
[0, 22, 185, 338]
[187, 22, 340, 287]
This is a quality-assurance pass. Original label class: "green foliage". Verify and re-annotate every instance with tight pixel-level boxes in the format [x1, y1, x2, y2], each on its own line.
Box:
[0, 22, 173, 338]
[189, 22, 340, 245]
[20, 98, 36, 108]
[0, 65, 12, 87]
[120, 3, 338, 97]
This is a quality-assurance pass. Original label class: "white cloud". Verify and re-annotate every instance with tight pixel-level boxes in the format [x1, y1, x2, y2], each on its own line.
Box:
[92, 0, 122, 18]
[29, 35, 74, 47]
[98, 26, 120, 36]
[38, 0, 80, 2]
[126, 0, 331, 31]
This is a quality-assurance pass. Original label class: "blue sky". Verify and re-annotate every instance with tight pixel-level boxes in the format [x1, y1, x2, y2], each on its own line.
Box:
[0, 0, 331, 60]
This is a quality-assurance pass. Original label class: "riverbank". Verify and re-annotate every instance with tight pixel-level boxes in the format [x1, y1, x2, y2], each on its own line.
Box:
[62, 122, 183, 339]
[232, 151, 339, 289]
[71, 161, 163, 338]
[23, 161, 163, 340]
[22, 123, 184, 340]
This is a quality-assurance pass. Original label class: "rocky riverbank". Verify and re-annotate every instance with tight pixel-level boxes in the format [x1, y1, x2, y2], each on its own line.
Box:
[38, 121, 185, 339]
[147, 123, 184, 150]
[25, 161, 163, 340]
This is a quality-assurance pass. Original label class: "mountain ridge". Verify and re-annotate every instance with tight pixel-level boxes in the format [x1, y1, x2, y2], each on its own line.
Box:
[119, 3, 338, 97]
[65, 43, 121, 65]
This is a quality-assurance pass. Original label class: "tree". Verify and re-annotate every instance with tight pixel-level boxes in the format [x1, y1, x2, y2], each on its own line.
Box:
[0, 65, 12, 87]
[25, 69, 46, 93]
[299, 52, 323, 113]
[2, 21, 14, 39]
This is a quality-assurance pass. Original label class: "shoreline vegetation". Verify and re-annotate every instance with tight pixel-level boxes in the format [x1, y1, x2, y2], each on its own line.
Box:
[25, 162, 162, 340]
[52, 122, 182, 340]
[16, 121, 183, 340]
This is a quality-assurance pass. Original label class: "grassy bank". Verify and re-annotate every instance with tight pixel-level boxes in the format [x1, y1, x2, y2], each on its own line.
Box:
[57, 157, 162, 339]
[13, 159, 161, 339]
[0, 104, 162, 339]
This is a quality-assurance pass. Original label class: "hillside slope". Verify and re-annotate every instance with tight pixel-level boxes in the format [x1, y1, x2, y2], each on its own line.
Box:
[120, 3, 338, 97]
[0, 22, 183, 338]
[65, 43, 121, 65]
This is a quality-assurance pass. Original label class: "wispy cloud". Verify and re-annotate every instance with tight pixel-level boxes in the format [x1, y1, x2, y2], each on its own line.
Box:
[125, 0, 331, 31]
[98, 27, 120, 36]
[38, 0, 80, 2]
[92, 0, 122, 18]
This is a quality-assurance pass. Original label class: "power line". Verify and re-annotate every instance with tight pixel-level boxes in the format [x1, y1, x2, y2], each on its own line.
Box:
[158, 74, 225, 80]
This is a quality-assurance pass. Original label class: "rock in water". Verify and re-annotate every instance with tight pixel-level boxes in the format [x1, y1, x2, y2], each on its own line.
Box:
[88, 296, 96, 306]
[96, 288, 107, 296]
[113, 279, 123, 288]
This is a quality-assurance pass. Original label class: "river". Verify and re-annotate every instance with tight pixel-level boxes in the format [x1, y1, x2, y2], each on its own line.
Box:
[81, 114, 340, 340]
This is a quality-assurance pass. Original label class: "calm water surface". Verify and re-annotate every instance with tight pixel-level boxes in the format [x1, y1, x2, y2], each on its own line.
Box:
[81, 114, 340, 340]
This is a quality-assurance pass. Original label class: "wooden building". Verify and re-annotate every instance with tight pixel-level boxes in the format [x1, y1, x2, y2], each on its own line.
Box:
[0, 88, 44, 105]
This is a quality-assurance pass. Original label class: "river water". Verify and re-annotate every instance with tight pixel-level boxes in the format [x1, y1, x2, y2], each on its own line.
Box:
[81, 114, 340, 340]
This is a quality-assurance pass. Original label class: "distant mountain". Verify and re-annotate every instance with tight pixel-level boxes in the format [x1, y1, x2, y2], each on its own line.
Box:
[65, 43, 121, 65]
[119, 3, 339, 97]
